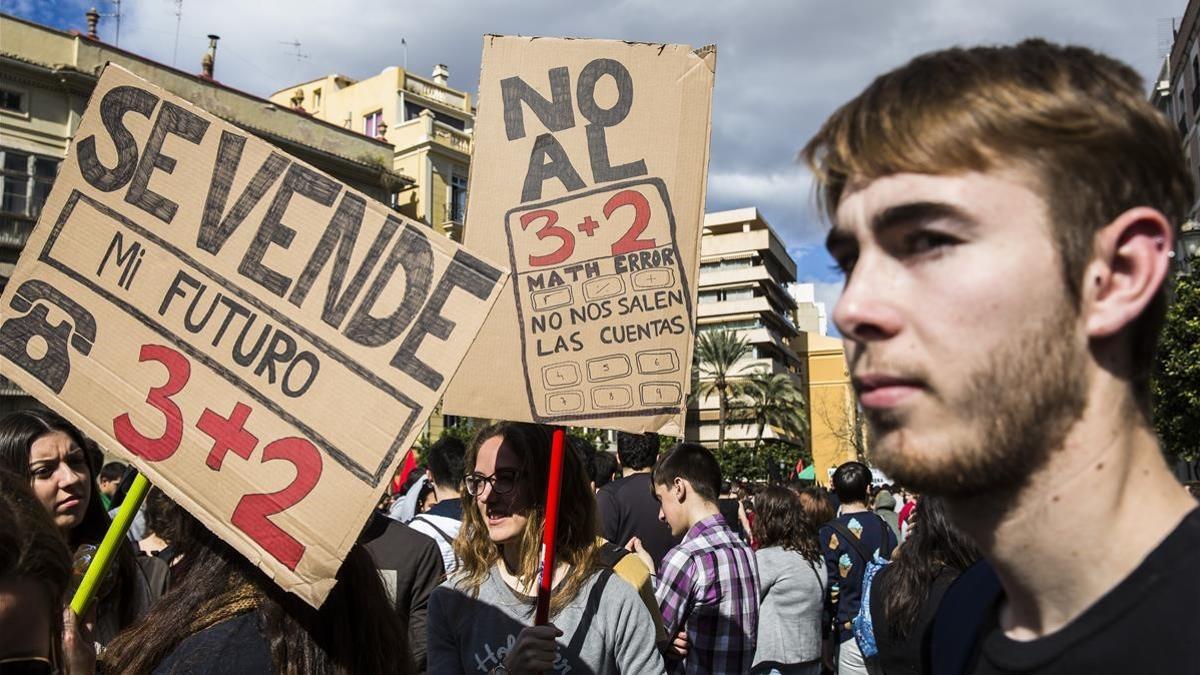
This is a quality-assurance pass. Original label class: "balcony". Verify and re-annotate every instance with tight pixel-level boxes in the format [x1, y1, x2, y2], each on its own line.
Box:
[699, 264, 771, 286]
[701, 229, 797, 281]
[698, 296, 773, 319]
[390, 114, 472, 156]
[403, 74, 470, 112]
[0, 216, 34, 250]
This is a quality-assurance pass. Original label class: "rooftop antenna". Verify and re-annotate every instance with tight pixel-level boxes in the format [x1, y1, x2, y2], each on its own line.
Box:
[171, 0, 183, 67]
[402, 37, 408, 71]
[280, 39, 309, 64]
[99, 0, 122, 46]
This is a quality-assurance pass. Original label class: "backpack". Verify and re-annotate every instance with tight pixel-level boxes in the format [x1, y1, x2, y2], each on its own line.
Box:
[852, 555, 890, 657]
[929, 559, 1002, 675]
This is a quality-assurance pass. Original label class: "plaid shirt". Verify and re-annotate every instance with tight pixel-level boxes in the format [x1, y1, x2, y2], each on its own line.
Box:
[655, 513, 760, 674]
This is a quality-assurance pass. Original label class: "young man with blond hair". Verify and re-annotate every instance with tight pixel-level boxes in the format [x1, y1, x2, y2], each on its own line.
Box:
[804, 39, 1200, 673]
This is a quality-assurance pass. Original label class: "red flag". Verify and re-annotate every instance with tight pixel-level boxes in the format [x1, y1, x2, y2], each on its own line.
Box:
[393, 449, 418, 494]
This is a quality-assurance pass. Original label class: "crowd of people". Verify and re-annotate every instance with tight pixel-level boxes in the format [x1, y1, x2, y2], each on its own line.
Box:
[0, 403, 976, 675]
[3, 35, 1200, 675]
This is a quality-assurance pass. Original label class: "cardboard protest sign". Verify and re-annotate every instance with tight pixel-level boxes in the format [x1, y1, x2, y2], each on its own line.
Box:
[0, 65, 505, 607]
[444, 36, 716, 435]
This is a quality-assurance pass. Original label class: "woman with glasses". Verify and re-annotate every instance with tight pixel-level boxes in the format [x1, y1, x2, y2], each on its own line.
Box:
[427, 421, 665, 674]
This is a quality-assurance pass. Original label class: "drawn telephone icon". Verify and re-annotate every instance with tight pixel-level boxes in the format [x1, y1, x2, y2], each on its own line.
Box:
[0, 279, 97, 394]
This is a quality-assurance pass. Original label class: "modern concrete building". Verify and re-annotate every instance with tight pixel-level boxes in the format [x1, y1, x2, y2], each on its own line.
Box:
[269, 64, 473, 241]
[789, 282, 829, 336]
[688, 207, 805, 449]
[0, 11, 411, 412]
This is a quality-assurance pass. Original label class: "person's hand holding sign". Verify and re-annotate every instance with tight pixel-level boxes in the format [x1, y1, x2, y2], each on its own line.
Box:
[500, 623, 562, 673]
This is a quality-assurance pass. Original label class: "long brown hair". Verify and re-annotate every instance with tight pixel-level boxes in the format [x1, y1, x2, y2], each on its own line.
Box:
[102, 502, 409, 674]
[452, 422, 601, 617]
[881, 497, 979, 641]
[0, 468, 73, 668]
[751, 485, 820, 562]
[0, 408, 142, 631]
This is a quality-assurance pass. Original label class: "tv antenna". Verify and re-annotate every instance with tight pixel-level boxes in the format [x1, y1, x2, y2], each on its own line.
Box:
[171, 0, 184, 67]
[280, 40, 309, 63]
[98, 0, 123, 46]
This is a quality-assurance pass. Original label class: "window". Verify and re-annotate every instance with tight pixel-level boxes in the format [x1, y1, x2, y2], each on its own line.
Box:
[698, 319, 761, 333]
[364, 110, 383, 138]
[312, 88, 322, 108]
[1, 151, 58, 219]
[404, 102, 467, 130]
[450, 174, 467, 222]
[0, 88, 23, 113]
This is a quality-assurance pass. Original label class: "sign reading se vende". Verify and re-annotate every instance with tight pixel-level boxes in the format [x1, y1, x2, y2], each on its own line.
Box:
[443, 36, 717, 436]
[0, 64, 505, 607]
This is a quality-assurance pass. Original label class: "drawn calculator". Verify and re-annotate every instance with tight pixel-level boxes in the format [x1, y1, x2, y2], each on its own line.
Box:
[503, 178, 694, 423]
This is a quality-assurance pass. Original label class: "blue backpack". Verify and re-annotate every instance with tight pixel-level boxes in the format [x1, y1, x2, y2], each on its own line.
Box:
[851, 554, 890, 657]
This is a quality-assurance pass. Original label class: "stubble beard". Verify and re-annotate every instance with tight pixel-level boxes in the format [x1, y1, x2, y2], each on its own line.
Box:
[867, 312, 1089, 498]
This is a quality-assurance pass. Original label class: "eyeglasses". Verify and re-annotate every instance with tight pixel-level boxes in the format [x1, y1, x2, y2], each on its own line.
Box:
[464, 469, 521, 497]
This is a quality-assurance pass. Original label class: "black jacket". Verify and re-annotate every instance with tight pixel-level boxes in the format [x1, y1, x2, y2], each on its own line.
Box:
[362, 513, 446, 673]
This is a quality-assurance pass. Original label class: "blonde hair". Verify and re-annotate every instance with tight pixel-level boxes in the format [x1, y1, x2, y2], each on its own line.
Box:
[452, 422, 601, 617]
[802, 39, 1193, 411]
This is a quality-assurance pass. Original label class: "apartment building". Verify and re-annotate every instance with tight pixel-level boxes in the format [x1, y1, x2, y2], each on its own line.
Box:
[688, 207, 804, 448]
[1152, 3, 1200, 272]
[0, 11, 410, 412]
[270, 64, 473, 240]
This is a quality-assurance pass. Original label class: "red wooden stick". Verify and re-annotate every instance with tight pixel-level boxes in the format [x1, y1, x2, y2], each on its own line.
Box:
[535, 426, 566, 625]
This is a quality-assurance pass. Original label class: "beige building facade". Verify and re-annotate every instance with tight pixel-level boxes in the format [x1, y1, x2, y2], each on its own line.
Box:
[688, 207, 805, 449]
[269, 64, 473, 240]
[792, 331, 860, 486]
[0, 11, 411, 411]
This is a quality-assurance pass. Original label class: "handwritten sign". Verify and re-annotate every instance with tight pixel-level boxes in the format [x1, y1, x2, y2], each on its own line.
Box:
[444, 36, 716, 434]
[0, 65, 505, 607]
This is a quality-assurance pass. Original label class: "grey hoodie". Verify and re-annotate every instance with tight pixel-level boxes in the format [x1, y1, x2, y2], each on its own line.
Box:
[874, 490, 902, 541]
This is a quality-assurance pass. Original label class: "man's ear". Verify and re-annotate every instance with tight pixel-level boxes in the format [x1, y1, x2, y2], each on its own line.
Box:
[673, 477, 688, 503]
[1083, 207, 1174, 339]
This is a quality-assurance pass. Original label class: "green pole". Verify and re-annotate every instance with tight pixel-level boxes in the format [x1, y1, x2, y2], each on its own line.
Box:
[70, 471, 151, 617]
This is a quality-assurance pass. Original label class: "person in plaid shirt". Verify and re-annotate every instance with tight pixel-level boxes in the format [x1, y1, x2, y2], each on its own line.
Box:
[629, 442, 760, 674]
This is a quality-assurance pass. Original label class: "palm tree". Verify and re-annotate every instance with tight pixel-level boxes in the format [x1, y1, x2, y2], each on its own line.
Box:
[695, 329, 752, 452]
[737, 368, 809, 458]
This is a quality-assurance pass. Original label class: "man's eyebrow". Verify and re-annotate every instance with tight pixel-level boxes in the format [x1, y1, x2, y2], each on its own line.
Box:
[871, 201, 973, 235]
[826, 200, 973, 254]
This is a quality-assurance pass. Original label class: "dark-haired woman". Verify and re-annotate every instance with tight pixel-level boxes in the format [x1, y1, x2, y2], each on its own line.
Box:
[428, 421, 664, 674]
[867, 497, 979, 675]
[750, 486, 827, 675]
[0, 468, 94, 674]
[101, 498, 409, 674]
[0, 408, 152, 646]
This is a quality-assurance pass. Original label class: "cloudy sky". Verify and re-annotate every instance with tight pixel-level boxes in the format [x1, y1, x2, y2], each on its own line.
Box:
[4, 0, 1190, 329]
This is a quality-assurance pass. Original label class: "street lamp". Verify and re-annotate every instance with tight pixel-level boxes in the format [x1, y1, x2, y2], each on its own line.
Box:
[1179, 220, 1200, 276]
